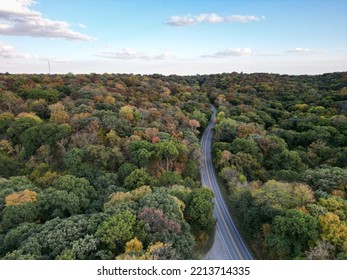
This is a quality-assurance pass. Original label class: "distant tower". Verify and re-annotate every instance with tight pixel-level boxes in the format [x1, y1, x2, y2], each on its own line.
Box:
[48, 60, 51, 74]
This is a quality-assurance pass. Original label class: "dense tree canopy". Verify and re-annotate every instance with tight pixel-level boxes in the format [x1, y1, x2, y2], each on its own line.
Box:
[0, 71, 346, 260]
[0, 72, 212, 260]
[207, 71, 347, 259]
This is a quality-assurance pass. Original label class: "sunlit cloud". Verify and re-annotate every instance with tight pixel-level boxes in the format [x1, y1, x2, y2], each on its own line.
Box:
[47, 57, 70, 63]
[202, 47, 319, 58]
[0, 42, 37, 59]
[202, 48, 253, 58]
[165, 13, 265, 26]
[95, 48, 176, 61]
[0, 0, 95, 41]
[77, 23, 87, 29]
[287, 48, 312, 53]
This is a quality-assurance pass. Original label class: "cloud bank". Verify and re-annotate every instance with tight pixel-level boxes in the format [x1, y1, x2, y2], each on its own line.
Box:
[0, 0, 94, 41]
[95, 48, 175, 61]
[202, 47, 316, 58]
[0, 42, 37, 59]
[202, 48, 253, 58]
[287, 48, 312, 53]
[165, 13, 265, 26]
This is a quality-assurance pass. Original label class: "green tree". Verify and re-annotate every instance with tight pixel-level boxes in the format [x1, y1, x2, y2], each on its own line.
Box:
[29, 99, 50, 119]
[117, 163, 137, 185]
[214, 118, 239, 142]
[156, 140, 187, 171]
[52, 175, 96, 208]
[0, 152, 24, 178]
[96, 210, 136, 250]
[233, 189, 264, 236]
[2, 223, 37, 252]
[7, 116, 41, 144]
[304, 167, 347, 193]
[159, 171, 183, 187]
[26, 88, 60, 102]
[0, 112, 14, 134]
[2, 203, 39, 231]
[255, 180, 315, 211]
[83, 145, 124, 171]
[20, 123, 71, 156]
[38, 188, 80, 220]
[139, 187, 183, 222]
[265, 209, 319, 259]
[230, 152, 262, 180]
[20, 215, 101, 259]
[156, 140, 179, 171]
[38, 175, 96, 220]
[185, 187, 214, 231]
[129, 140, 154, 168]
[69, 235, 100, 260]
[123, 168, 157, 190]
[192, 109, 208, 128]
[96, 110, 133, 137]
[231, 137, 263, 161]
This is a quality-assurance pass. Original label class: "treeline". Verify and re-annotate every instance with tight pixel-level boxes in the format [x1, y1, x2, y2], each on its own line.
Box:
[205, 72, 347, 259]
[0, 73, 214, 259]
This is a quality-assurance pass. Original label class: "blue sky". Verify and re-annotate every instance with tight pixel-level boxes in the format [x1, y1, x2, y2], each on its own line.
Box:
[0, 0, 346, 74]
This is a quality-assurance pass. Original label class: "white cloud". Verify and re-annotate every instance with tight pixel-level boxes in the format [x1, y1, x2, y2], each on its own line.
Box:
[203, 47, 318, 58]
[0, 0, 94, 41]
[165, 13, 264, 26]
[287, 48, 312, 53]
[202, 48, 253, 58]
[77, 23, 87, 29]
[165, 16, 196, 26]
[196, 13, 224, 23]
[102, 44, 113, 49]
[47, 57, 70, 63]
[95, 48, 176, 61]
[0, 42, 37, 59]
[225, 15, 265, 23]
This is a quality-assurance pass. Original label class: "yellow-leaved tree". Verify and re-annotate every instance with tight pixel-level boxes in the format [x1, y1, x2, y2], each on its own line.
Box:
[5, 189, 37, 206]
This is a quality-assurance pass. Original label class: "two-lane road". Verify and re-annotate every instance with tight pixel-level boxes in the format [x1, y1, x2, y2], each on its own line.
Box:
[201, 105, 253, 260]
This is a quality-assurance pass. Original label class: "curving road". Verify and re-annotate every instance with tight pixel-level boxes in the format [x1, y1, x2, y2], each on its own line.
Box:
[201, 105, 253, 260]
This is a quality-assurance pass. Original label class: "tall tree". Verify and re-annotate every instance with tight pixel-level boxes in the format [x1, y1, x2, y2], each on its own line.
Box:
[266, 210, 319, 259]
[96, 210, 136, 250]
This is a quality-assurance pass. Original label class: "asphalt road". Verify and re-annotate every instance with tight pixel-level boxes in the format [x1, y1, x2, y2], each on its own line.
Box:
[201, 105, 253, 260]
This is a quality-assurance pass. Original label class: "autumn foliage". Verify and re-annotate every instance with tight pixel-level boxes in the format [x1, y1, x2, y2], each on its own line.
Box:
[5, 190, 37, 206]
[0, 71, 346, 260]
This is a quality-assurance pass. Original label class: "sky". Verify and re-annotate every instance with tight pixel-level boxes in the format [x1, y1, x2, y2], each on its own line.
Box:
[0, 0, 346, 75]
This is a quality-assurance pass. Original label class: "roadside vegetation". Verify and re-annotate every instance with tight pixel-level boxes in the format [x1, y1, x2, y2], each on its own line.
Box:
[206, 72, 347, 259]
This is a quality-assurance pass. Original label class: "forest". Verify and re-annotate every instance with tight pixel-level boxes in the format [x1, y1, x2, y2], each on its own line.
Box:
[0, 71, 346, 260]
[206, 72, 347, 259]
